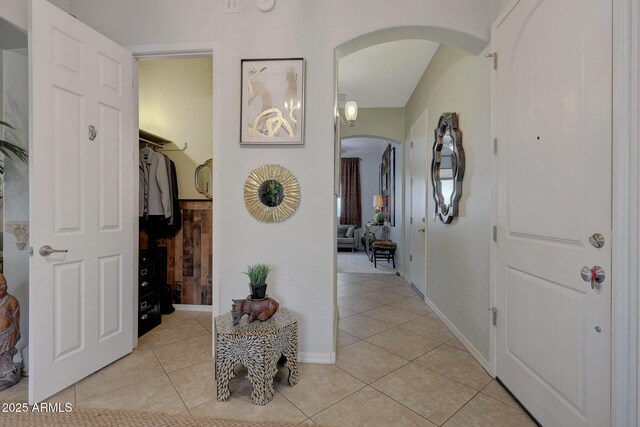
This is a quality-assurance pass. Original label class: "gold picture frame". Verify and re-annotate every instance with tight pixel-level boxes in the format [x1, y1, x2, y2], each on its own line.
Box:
[240, 58, 305, 144]
[244, 164, 301, 222]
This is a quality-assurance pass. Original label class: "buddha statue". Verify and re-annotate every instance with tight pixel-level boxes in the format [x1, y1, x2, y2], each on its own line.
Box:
[0, 274, 21, 391]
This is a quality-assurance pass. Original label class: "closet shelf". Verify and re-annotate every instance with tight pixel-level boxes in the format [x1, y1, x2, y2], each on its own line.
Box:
[139, 129, 187, 151]
[139, 129, 172, 145]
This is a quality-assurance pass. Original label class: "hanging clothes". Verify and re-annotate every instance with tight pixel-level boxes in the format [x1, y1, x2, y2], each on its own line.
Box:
[167, 158, 182, 230]
[139, 146, 171, 218]
[162, 153, 175, 224]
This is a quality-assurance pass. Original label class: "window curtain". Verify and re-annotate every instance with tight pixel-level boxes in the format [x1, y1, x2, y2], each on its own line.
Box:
[340, 157, 362, 227]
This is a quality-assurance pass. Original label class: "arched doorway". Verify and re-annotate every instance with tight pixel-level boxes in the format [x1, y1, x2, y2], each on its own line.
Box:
[333, 25, 494, 385]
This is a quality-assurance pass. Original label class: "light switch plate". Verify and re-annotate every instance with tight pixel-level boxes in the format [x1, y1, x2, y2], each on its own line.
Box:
[224, 0, 239, 14]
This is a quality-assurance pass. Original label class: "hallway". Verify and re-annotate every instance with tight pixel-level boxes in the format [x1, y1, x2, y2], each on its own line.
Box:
[0, 273, 535, 426]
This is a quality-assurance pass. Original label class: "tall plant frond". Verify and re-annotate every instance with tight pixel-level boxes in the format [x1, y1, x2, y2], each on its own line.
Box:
[0, 139, 28, 163]
[0, 121, 29, 184]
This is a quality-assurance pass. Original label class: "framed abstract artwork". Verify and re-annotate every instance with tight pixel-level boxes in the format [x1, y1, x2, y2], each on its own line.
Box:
[240, 58, 305, 144]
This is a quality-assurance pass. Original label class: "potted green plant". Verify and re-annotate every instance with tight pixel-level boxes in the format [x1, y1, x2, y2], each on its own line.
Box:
[0, 121, 29, 180]
[376, 211, 385, 225]
[243, 263, 271, 299]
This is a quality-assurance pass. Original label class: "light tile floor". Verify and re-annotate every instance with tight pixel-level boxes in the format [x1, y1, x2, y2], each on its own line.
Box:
[0, 273, 536, 426]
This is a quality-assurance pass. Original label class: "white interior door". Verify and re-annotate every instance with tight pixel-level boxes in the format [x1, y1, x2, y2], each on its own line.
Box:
[29, 0, 135, 403]
[409, 112, 427, 295]
[493, 1, 612, 426]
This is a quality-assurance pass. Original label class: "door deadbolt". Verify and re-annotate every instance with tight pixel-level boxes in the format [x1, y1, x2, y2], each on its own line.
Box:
[588, 233, 605, 249]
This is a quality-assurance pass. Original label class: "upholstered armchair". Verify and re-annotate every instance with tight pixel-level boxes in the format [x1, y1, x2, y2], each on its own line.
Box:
[337, 224, 359, 252]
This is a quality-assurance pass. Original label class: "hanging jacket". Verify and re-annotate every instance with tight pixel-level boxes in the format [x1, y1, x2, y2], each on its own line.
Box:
[162, 153, 174, 224]
[168, 159, 182, 230]
[139, 147, 171, 218]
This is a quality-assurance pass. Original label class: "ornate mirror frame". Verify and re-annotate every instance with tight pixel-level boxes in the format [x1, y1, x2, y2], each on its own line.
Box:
[195, 158, 213, 199]
[431, 112, 465, 224]
[244, 164, 301, 223]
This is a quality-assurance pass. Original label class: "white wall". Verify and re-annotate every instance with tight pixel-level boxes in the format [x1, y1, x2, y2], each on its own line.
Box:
[341, 108, 405, 143]
[138, 57, 213, 200]
[490, 0, 512, 22]
[2, 49, 29, 361]
[25, 0, 492, 360]
[404, 44, 492, 360]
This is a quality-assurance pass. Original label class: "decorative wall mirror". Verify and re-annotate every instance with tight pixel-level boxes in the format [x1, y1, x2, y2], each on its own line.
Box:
[195, 158, 213, 199]
[244, 164, 301, 223]
[431, 112, 464, 224]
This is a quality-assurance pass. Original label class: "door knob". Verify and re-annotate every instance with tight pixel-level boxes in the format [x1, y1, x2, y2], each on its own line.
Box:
[580, 265, 605, 290]
[418, 228, 425, 233]
[39, 245, 68, 257]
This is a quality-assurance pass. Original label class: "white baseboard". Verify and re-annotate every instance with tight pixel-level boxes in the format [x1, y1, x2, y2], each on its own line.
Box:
[409, 282, 425, 299]
[174, 304, 212, 312]
[423, 296, 493, 375]
[299, 352, 335, 364]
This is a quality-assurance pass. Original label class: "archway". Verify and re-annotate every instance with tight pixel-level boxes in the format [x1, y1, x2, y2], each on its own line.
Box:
[334, 26, 491, 367]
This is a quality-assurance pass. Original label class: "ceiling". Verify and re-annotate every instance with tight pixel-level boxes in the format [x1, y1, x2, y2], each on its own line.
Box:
[338, 39, 439, 108]
[341, 137, 393, 157]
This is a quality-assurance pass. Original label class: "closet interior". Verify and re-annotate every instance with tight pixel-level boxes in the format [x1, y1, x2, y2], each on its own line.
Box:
[137, 56, 214, 336]
[138, 129, 180, 335]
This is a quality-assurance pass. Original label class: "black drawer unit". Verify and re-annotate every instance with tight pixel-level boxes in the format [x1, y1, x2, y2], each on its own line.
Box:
[138, 249, 162, 337]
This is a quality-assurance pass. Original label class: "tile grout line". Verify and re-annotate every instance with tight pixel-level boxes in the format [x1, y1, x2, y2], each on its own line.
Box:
[74, 351, 169, 406]
[298, 376, 367, 421]
[338, 277, 486, 425]
[332, 344, 439, 423]
[406, 344, 493, 392]
[272, 386, 320, 421]
[163, 368, 193, 415]
[478, 389, 526, 411]
[362, 335, 446, 363]
[437, 389, 482, 426]
[75, 370, 170, 407]
[354, 340, 477, 426]
[362, 359, 451, 426]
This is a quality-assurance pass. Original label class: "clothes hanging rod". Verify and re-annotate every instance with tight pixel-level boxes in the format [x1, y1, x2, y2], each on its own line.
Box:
[138, 137, 163, 148]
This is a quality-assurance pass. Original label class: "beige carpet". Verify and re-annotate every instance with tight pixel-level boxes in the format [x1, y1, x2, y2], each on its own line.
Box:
[0, 404, 314, 427]
[337, 251, 396, 274]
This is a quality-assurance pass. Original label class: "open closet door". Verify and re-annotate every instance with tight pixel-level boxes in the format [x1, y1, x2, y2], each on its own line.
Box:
[29, 0, 135, 403]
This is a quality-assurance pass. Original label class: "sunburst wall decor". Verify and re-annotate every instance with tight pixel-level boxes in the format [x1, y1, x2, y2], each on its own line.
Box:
[244, 164, 300, 223]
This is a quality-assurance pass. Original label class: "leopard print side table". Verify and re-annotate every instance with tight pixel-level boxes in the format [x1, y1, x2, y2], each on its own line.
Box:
[215, 307, 298, 405]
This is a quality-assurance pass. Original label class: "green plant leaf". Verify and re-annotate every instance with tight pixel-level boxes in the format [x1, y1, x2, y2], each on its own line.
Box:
[0, 139, 28, 163]
[242, 263, 271, 285]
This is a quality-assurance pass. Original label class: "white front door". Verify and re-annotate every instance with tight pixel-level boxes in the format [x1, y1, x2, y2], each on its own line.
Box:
[29, 0, 135, 403]
[409, 111, 427, 295]
[493, 1, 612, 426]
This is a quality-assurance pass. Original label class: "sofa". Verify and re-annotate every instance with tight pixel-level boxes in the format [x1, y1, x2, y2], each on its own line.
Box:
[337, 224, 359, 252]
